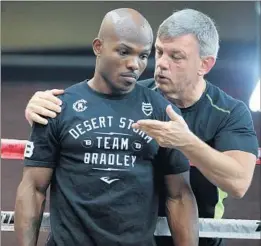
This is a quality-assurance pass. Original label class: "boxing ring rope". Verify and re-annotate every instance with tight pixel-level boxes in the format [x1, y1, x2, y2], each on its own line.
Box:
[1, 138, 261, 239]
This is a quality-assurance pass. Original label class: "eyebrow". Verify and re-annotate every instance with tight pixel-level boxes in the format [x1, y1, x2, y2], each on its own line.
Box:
[155, 44, 186, 55]
[119, 43, 132, 49]
[119, 43, 151, 53]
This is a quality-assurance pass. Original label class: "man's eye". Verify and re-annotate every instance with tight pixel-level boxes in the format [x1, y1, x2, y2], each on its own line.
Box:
[118, 49, 128, 56]
[171, 55, 183, 60]
[140, 54, 149, 60]
[156, 50, 162, 56]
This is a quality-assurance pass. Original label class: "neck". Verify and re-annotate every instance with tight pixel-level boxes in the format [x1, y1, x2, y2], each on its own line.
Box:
[168, 77, 207, 108]
[88, 72, 113, 95]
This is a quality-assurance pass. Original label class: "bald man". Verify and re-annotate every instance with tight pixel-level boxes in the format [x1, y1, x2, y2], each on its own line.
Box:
[14, 8, 199, 246]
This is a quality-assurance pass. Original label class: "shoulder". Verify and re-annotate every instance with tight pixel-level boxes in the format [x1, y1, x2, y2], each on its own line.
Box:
[53, 81, 88, 119]
[137, 78, 181, 115]
[63, 80, 87, 97]
[206, 83, 258, 156]
[206, 82, 245, 114]
[207, 82, 253, 126]
[205, 82, 251, 123]
[135, 83, 182, 119]
[57, 80, 87, 103]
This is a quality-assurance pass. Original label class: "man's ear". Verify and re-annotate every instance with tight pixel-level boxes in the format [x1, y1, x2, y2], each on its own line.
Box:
[92, 38, 103, 57]
[198, 56, 216, 76]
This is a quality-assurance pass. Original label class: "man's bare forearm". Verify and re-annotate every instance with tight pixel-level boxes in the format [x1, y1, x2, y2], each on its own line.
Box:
[15, 183, 46, 246]
[180, 135, 253, 197]
[166, 189, 199, 246]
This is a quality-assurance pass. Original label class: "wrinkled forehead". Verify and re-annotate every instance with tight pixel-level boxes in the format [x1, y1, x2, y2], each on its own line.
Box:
[155, 34, 200, 54]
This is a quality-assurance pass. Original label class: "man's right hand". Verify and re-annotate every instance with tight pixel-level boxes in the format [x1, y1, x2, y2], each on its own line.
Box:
[25, 89, 64, 126]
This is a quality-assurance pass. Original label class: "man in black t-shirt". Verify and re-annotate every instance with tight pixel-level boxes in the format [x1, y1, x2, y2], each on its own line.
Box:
[132, 10, 259, 246]
[24, 8, 259, 246]
[15, 8, 199, 246]
[136, 78, 259, 218]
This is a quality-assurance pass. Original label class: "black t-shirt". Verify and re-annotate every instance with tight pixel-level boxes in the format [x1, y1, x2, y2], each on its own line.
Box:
[139, 78, 259, 219]
[24, 81, 190, 246]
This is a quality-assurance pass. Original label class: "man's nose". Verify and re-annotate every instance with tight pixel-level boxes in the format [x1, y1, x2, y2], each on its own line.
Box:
[156, 55, 169, 70]
[126, 57, 139, 71]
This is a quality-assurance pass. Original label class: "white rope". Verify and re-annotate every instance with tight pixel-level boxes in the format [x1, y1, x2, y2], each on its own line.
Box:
[155, 217, 261, 239]
[1, 211, 260, 239]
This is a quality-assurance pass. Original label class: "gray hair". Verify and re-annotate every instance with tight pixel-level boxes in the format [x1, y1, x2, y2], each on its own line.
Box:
[157, 9, 220, 58]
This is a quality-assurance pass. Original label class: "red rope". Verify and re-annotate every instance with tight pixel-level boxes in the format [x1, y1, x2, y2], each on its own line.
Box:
[1, 138, 260, 164]
[1, 139, 28, 160]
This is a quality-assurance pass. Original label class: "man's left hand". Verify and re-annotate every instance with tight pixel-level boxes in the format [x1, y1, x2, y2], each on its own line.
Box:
[132, 105, 195, 149]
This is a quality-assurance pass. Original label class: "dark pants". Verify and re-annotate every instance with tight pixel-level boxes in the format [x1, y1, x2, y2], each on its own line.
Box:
[155, 236, 225, 246]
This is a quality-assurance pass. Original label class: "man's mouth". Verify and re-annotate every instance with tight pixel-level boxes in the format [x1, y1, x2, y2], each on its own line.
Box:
[121, 72, 138, 80]
[156, 74, 170, 82]
[121, 73, 138, 84]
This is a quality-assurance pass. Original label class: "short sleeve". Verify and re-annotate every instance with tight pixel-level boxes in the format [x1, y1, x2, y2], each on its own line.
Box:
[214, 102, 259, 157]
[156, 147, 190, 175]
[23, 118, 60, 168]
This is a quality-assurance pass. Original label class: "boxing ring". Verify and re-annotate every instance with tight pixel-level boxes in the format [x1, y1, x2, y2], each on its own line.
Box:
[1, 138, 261, 240]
